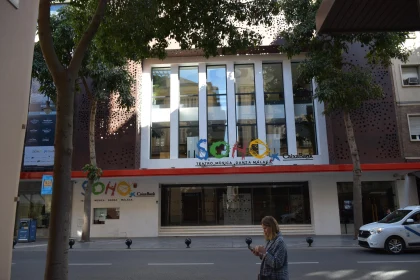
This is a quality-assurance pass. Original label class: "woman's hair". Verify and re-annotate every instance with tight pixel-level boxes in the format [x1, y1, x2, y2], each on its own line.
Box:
[261, 216, 280, 240]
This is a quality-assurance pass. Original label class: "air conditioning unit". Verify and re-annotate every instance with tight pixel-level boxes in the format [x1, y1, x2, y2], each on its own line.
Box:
[408, 77, 419, 85]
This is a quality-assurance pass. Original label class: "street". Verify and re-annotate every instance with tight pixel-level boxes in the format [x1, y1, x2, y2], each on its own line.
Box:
[12, 247, 420, 280]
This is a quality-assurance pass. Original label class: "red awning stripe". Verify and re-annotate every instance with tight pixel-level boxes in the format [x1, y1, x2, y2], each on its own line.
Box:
[19, 163, 420, 180]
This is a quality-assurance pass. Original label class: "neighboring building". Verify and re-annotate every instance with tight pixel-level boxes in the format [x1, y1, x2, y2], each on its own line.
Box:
[18, 13, 420, 239]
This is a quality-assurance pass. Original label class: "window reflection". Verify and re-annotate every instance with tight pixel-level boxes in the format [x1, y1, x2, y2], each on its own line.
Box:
[151, 68, 171, 159]
[263, 63, 287, 155]
[235, 64, 257, 156]
[207, 66, 228, 157]
[160, 183, 311, 226]
[291, 63, 317, 155]
[16, 193, 52, 236]
[179, 67, 199, 158]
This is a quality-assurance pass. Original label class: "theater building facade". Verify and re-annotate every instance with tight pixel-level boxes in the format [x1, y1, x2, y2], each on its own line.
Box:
[67, 51, 418, 238]
[19, 26, 420, 239]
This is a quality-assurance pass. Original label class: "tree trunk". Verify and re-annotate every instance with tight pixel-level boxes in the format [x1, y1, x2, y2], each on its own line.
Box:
[343, 111, 363, 239]
[44, 72, 75, 280]
[81, 98, 97, 242]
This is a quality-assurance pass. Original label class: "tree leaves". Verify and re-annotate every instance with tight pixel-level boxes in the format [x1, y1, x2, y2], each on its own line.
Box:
[32, 5, 135, 109]
[68, 0, 279, 60]
[278, 0, 411, 114]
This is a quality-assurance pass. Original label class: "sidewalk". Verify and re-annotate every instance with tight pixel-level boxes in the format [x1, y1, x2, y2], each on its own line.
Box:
[14, 235, 359, 250]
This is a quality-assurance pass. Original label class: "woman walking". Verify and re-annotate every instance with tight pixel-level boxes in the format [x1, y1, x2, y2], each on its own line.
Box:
[252, 216, 289, 280]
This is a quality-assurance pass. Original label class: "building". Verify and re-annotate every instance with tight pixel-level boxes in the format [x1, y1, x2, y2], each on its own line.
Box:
[18, 8, 420, 240]
[316, 0, 420, 33]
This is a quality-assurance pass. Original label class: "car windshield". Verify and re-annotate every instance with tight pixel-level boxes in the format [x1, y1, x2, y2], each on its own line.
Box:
[378, 210, 412, 224]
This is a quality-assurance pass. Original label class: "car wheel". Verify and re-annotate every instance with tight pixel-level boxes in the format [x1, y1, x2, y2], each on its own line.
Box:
[385, 236, 405, 254]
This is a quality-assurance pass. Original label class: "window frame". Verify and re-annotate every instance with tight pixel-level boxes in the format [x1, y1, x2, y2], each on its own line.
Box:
[234, 64, 258, 157]
[400, 64, 420, 87]
[407, 113, 420, 141]
[206, 65, 229, 158]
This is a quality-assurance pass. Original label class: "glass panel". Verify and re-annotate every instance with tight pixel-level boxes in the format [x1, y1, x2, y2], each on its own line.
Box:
[160, 183, 311, 226]
[93, 208, 120, 224]
[17, 194, 52, 230]
[180, 67, 199, 95]
[179, 126, 199, 158]
[263, 63, 287, 155]
[151, 127, 170, 159]
[235, 65, 255, 93]
[337, 181, 397, 234]
[207, 66, 226, 95]
[207, 95, 227, 123]
[237, 125, 257, 156]
[292, 63, 317, 155]
[179, 67, 199, 158]
[207, 124, 228, 157]
[152, 68, 171, 97]
[263, 63, 284, 93]
[266, 125, 287, 155]
[151, 68, 171, 159]
[152, 97, 170, 109]
[179, 96, 198, 123]
[236, 94, 256, 125]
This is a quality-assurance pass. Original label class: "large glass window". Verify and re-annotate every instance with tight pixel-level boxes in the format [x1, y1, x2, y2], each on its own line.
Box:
[263, 63, 287, 155]
[151, 68, 171, 159]
[160, 182, 311, 226]
[207, 66, 228, 157]
[291, 63, 317, 155]
[93, 208, 120, 224]
[179, 67, 199, 158]
[235, 64, 257, 156]
[337, 181, 397, 234]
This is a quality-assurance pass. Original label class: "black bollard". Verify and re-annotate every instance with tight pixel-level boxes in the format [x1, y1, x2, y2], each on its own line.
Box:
[13, 239, 17, 249]
[306, 237, 313, 247]
[125, 239, 132, 249]
[185, 238, 191, 248]
[69, 239, 75, 249]
[245, 237, 253, 249]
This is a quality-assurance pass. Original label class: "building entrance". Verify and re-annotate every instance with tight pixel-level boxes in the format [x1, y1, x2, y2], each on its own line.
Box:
[160, 182, 311, 226]
[337, 181, 397, 234]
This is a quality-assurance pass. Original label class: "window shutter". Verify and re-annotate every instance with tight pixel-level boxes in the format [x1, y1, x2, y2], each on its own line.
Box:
[409, 116, 420, 136]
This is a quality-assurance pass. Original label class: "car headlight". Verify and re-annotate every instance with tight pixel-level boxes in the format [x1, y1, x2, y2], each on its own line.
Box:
[369, 228, 384, 234]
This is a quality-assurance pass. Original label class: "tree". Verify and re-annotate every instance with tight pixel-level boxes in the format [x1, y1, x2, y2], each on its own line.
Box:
[33, 6, 135, 244]
[37, 0, 279, 279]
[277, 0, 410, 238]
[80, 63, 134, 242]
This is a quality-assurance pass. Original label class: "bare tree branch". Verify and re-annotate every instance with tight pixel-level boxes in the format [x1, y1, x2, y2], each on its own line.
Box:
[38, 0, 64, 77]
[69, 0, 108, 76]
[81, 76, 93, 101]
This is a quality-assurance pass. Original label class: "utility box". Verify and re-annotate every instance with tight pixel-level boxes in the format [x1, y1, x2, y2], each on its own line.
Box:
[17, 218, 37, 242]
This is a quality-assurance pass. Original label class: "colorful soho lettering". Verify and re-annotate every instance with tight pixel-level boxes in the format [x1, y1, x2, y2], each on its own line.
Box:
[196, 138, 272, 160]
[82, 181, 132, 196]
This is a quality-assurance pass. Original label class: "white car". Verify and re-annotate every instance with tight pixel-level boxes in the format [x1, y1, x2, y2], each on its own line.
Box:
[358, 205, 420, 254]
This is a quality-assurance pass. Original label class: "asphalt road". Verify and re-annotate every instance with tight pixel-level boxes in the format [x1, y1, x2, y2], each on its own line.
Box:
[12, 247, 420, 280]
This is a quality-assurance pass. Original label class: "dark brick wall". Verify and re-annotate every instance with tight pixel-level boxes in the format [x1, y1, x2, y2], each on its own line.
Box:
[72, 62, 140, 171]
[326, 44, 403, 164]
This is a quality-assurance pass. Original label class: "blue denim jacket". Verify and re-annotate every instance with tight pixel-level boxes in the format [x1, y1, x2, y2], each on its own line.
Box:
[259, 233, 289, 280]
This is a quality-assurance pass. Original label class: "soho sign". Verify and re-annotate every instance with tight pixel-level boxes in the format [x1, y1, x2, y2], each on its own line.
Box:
[81, 181, 155, 198]
[195, 138, 313, 165]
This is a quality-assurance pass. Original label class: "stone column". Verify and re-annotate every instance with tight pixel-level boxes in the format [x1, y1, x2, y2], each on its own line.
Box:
[0, 1, 39, 279]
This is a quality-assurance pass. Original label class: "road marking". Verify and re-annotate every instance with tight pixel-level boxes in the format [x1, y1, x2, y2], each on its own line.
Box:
[148, 263, 214, 266]
[15, 244, 48, 248]
[256, 262, 318, 265]
[69, 263, 112, 266]
[357, 260, 420, 264]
